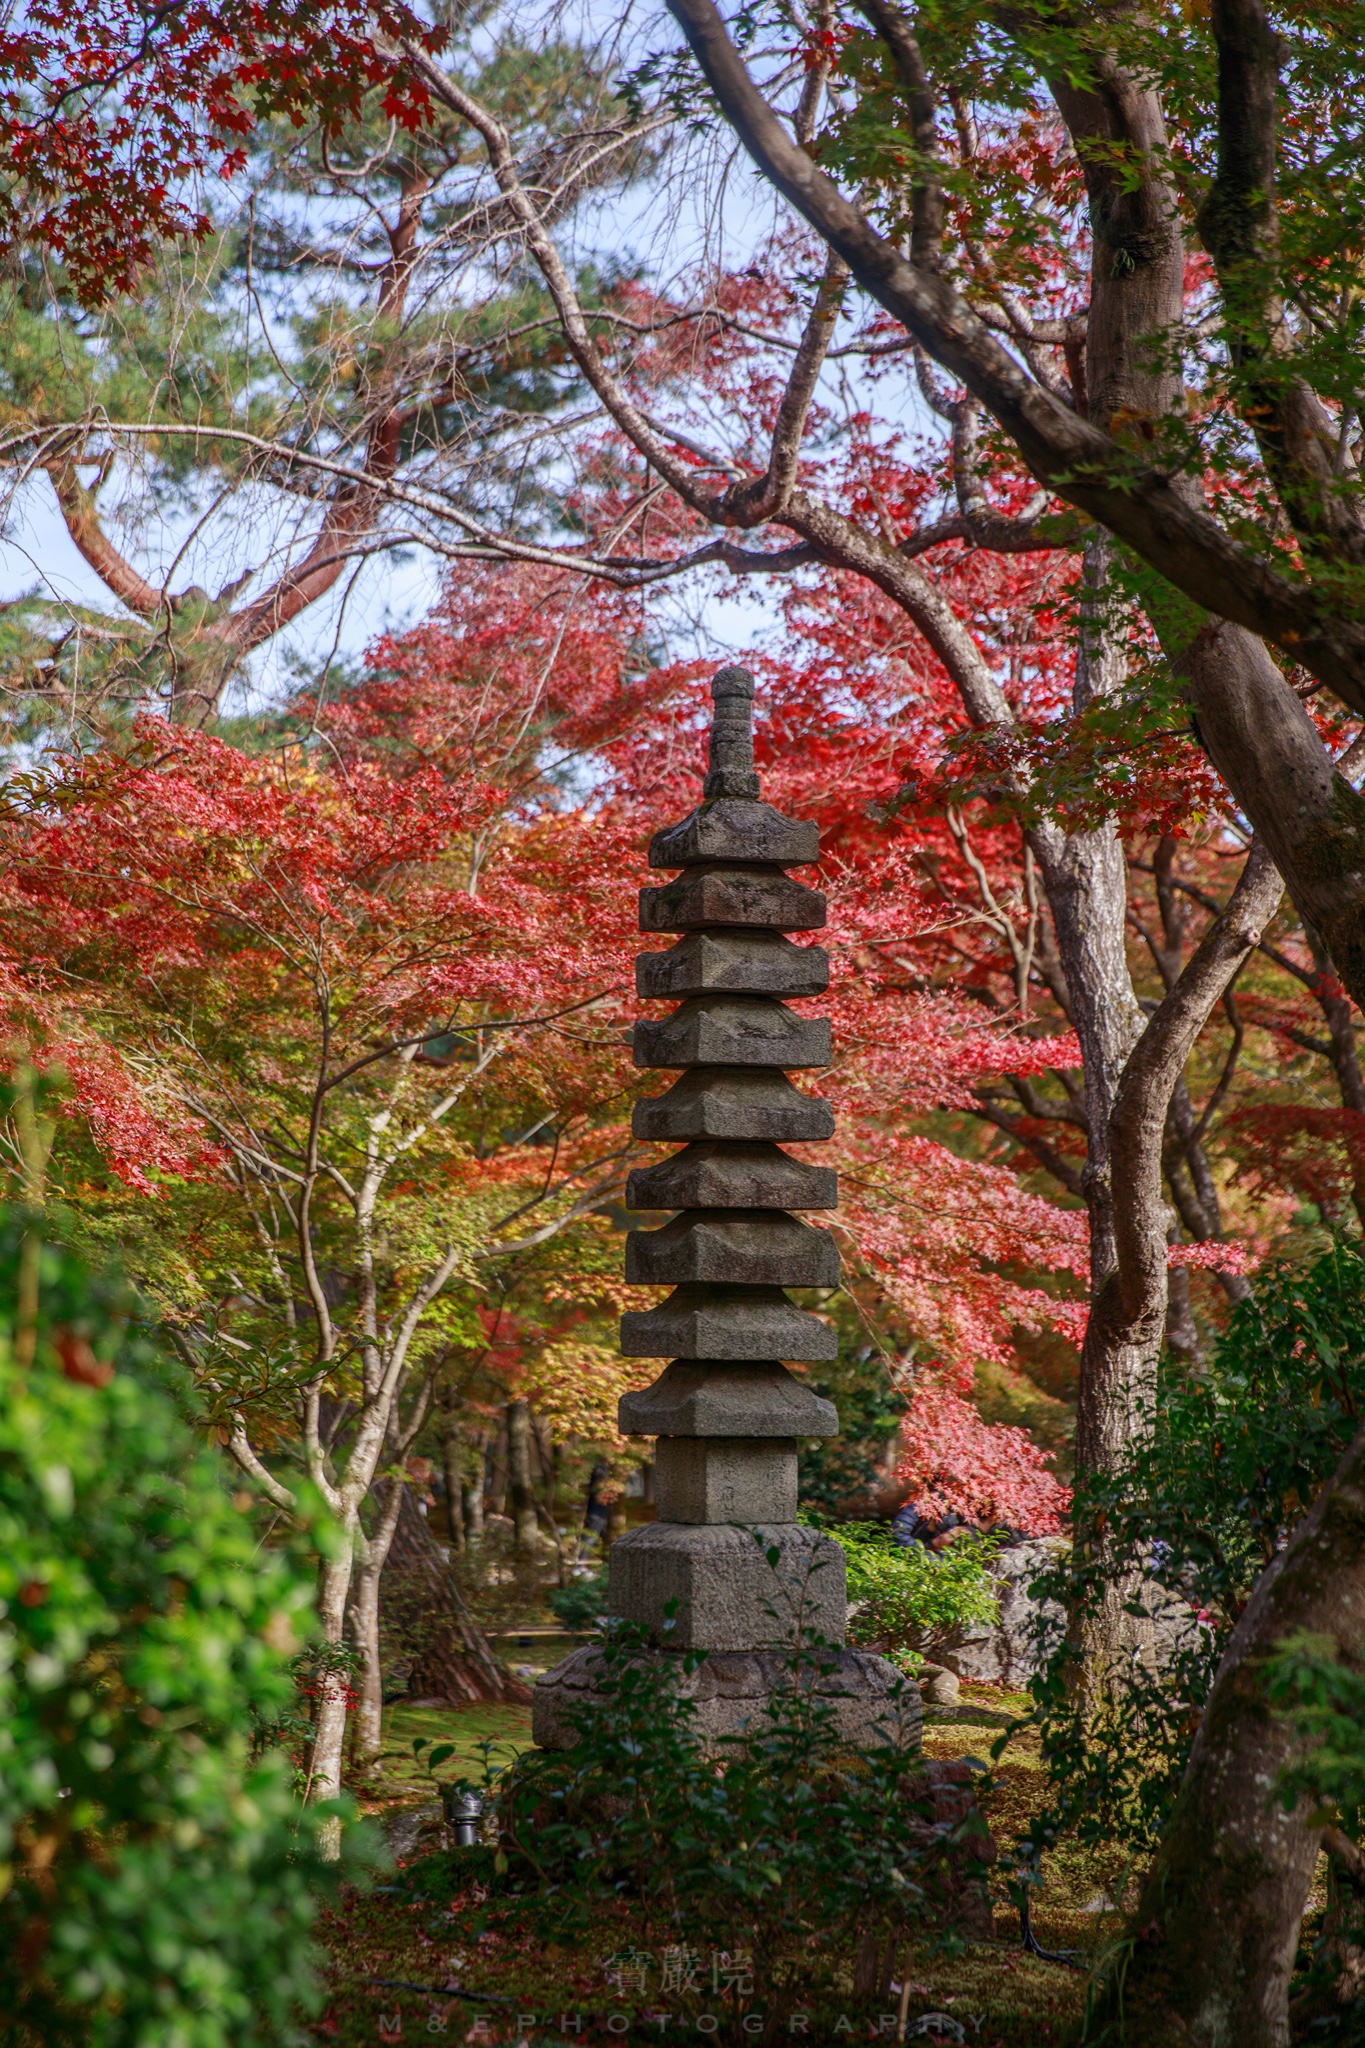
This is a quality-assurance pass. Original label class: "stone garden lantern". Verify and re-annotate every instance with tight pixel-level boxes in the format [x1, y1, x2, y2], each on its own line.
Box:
[533, 666, 913, 1748]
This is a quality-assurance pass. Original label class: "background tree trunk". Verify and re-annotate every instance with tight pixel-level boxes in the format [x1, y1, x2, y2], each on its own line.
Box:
[506, 1397, 538, 1553]
[487, 1409, 508, 1519]
[386, 1486, 529, 1705]
[441, 1401, 466, 1554]
[349, 1476, 407, 1763]
[463, 1448, 486, 1546]
[306, 1547, 357, 1858]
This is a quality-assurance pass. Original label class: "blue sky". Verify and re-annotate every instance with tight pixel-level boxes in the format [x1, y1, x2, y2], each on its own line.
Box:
[0, 0, 932, 710]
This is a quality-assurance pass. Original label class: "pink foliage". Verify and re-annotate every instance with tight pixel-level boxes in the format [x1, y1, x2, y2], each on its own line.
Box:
[896, 1368, 1070, 1534]
[1166, 1240, 1256, 1275]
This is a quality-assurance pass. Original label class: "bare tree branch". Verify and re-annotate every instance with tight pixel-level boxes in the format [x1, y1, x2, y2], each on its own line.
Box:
[663, 0, 1365, 715]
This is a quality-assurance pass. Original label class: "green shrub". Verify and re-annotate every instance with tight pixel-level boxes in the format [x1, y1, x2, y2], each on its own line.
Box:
[1267, 1631, 1365, 1819]
[470, 1605, 964, 2007]
[546, 1569, 609, 1632]
[0, 1215, 376, 2047]
[821, 1520, 1000, 1660]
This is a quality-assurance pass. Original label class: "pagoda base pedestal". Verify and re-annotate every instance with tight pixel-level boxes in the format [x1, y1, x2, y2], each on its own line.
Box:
[531, 1643, 919, 1754]
[608, 1518, 846, 1649]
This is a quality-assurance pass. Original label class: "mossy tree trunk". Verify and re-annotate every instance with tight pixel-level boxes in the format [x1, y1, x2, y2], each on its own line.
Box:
[1084, 1425, 1365, 2046]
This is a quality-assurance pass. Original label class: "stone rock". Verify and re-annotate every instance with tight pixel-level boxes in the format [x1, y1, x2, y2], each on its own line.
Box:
[639, 865, 826, 934]
[917, 1662, 961, 1708]
[533, 1643, 917, 1752]
[380, 1801, 443, 1861]
[620, 1283, 838, 1362]
[636, 929, 829, 1000]
[626, 1139, 837, 1212]
[648, 800, 820, 872]
[926, 1539, 1210, 1691]
[633, 996, 831, 1071]
[608, 1519, 846, 1649]
[619, 1359, 838, 1439]
[632, 1066, 835, 1144]
[653, 1435, 798, 1524]
[625, 1209, 841, 1288]
[918, 1539, 1067, 1687]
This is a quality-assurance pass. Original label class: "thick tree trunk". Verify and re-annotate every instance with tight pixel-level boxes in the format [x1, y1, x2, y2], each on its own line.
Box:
[1036, 815, 1153, 1478]
[1304, 927, 1365, 1228]
[1028, 553, 1150, 1481]
[1085, 1421, 1365, 2047]
[1041, 59, 1189, 1482]
[1180, 621, 1365, 1011]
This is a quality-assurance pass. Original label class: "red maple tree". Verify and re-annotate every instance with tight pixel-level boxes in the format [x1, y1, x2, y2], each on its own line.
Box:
[0, 0, 444, 302]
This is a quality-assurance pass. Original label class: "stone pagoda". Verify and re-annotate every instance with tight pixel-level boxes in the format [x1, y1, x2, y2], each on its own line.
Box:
[533, 665, 912, 1748]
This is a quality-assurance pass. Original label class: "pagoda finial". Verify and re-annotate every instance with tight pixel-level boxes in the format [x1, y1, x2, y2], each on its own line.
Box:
[703, 664, 759, 800]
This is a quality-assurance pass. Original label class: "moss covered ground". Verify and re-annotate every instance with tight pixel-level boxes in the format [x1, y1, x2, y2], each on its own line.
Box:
[318, 1681, 1134, 2047]
[360, 1699, 535, 1799]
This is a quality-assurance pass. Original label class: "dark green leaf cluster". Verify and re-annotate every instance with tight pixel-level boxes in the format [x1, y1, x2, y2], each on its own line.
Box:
[1268, 1632, 1365, 1822]
[797, 1347, 906, 1516]
[545, 1570, 610, 1633]
[460, 1608, 953, 1979]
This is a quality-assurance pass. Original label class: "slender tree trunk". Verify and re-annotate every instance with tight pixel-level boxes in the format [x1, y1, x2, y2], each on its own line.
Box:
[1164, 1236, 1202, 1363]
[349, 1476, 406, 1763]
[506, 1397, 538, 1553]
[441, 1404, 466, 1555]
[1066, 847, 1283, 1694]
[463, 1450, 485, 1545]
[350, 1564, 384, 1767]
[308, 1546, 357, 1857]
[487, 1411, 508, 1519]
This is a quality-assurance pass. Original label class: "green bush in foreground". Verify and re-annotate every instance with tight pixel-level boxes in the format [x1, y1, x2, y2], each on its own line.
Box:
[454, 1606, 976, 2020]
[0, 1215, 375, 2048]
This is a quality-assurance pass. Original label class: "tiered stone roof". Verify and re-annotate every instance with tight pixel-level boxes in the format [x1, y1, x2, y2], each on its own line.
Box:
[531, 666, 913, 1749]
